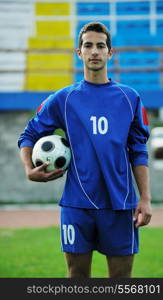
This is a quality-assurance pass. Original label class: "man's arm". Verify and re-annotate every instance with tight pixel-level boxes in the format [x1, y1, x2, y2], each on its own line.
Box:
[132, 165, 152, 227]
[20, 147, 65, 182]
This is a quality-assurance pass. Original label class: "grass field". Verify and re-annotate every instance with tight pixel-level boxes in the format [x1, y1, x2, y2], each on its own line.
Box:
[0, 226, 162, 278]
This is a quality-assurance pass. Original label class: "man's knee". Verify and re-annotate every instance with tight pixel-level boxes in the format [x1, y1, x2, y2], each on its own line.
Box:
[106, 254, 135, 278]
[67, 264, 89, 278]
[64, 252, 92, 278]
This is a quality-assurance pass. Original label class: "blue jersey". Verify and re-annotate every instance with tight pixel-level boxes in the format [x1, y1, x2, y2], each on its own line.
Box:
[18, 79, 150, 210]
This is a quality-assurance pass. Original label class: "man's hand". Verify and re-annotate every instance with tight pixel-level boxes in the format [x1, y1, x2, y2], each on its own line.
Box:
[133, 198, 152, 228]
[132, 165, 152, 228]
[27, 162, 65, 182]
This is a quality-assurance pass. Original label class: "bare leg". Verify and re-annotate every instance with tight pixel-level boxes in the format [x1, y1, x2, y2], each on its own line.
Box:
[64, 251, 93, 278]
[106, 254, 135, 278]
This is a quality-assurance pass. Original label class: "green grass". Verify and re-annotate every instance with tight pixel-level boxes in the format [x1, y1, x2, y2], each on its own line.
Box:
[0, 226, 162, 278]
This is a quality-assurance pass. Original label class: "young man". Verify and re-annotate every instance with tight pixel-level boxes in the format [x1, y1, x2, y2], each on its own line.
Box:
[18, 22, 152, 278]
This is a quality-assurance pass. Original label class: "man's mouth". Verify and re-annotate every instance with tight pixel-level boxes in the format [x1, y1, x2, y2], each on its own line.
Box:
[89, 59, 101, 63]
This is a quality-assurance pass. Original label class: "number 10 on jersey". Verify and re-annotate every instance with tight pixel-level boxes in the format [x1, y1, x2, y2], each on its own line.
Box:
[90, 116, 108, 135]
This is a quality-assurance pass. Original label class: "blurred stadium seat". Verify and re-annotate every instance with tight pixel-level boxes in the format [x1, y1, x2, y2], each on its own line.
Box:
[0, 0, 163, 109]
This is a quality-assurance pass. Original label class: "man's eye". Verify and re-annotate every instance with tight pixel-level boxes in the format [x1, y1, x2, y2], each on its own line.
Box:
[98, 45, 105, 48]
[84, 44, 91, 48]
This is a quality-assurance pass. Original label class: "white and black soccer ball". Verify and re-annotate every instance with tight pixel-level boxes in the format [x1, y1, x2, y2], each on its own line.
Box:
[32, 135, 71, 172]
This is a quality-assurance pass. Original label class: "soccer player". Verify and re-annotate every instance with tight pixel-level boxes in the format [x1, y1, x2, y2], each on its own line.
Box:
[18, 22, 152, 278]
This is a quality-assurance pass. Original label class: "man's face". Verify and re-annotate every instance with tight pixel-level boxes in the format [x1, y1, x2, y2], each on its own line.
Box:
[77, 31, 112, 71]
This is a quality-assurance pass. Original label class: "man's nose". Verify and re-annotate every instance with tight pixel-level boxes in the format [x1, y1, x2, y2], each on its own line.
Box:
[91, 47, 98, 55]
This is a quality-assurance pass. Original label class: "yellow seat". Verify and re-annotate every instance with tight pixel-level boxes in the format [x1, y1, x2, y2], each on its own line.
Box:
[36, 21, 70, 37]
[25, 3, 73, 91]
[28, 37, 73, 49]
[27, 53, 73, 71]
[25, 72, 72, 91]
[36, 2, 70, 16]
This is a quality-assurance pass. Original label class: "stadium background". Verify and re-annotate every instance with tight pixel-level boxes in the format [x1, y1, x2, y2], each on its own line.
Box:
[0, 0, 163, 205]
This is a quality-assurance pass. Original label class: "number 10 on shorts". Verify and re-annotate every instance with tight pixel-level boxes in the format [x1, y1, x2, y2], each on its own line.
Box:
[62, 224, 75, 245]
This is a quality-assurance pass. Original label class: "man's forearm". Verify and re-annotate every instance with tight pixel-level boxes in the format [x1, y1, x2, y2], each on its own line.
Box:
[132, 165, 151, 202]
[132, 165, 152, 227]
[20, 146, 65, 182]
[20, 146, 34, 174]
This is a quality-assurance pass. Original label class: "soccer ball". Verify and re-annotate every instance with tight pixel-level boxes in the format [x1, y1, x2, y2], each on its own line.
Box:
[32, 135, 71, 172]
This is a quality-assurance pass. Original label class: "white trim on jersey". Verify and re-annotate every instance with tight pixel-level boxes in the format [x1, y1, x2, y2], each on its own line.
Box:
[116, 84, 134, 210]
[123, 148, 129, 210]
[117, 85, 134, 121]
[59, 207, 64, 251]
[64, 86, 100, 210]
[131, 209, 135, 254]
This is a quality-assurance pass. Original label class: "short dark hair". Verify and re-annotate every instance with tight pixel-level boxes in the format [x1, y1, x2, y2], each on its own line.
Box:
[78, 22, 112, 50]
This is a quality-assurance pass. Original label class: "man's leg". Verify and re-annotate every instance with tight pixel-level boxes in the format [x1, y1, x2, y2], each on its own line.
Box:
[64, 251, 93, 278]
[106, 254, 135, 278]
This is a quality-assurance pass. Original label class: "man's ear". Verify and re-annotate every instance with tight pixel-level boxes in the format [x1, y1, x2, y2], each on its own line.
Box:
[108, 48, 114, 60]
[76, 48, 82, 60]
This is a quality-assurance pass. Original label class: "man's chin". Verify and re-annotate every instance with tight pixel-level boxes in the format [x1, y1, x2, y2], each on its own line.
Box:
[87, 66, 104, 72]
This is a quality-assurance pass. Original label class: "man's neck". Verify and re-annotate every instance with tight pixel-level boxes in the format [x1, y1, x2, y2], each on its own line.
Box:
[84, 69, 109, 84]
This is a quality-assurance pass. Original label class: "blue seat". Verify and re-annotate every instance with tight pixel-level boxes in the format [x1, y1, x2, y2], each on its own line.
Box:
[74, 2, 163, 92]
[120, 71, 160, 90]
[77, 2, 109, 16]
[119, 51, 159, 68]
[116, 1, 149, 15]
[156, 1, 163, 14]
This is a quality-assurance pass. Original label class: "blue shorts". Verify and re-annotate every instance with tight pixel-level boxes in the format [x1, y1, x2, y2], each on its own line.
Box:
[60, 206, 139, 256]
